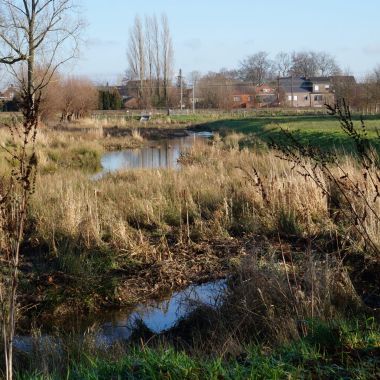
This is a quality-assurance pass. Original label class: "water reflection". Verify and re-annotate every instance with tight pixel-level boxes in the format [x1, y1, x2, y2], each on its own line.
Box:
[100, 132, 211, 174]
[14, 279, 226, 351]
[97, 279, 226, 345]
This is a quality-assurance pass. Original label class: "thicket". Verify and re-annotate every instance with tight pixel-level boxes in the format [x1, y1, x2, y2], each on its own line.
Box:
[98, 89, 123, 110]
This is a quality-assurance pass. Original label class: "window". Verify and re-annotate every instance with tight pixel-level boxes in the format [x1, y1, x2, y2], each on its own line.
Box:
[314, 85, 319, 91]
[325, 85, 330, 90]
[288, 95, 292, 101]
[304, 96, 308, 100]
[314, 95, 323, 102]
[233, 96, 241, 102]
[293, 95, 298, 101]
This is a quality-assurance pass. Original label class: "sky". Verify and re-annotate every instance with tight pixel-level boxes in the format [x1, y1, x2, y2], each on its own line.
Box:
[74, 0, 380, 84]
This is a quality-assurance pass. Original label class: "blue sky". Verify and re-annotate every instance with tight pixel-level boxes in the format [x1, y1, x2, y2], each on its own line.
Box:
[75, 0, 380, 84]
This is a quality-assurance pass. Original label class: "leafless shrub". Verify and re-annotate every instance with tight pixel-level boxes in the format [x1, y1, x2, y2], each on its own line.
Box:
[271, 101, 380, 256]
[221, 254, 362, 345]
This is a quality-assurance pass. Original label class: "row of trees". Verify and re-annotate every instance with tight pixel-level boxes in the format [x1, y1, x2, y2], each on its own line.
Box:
[124, 43, 343, 108]
[353, 66, 380, 113]
[126, 14, 174, 108]
[1, 78, 124, 119]
[239, 50, 341, 85]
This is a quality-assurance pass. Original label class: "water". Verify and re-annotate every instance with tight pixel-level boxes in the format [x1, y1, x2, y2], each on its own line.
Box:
[96, 279, 225, 346]
[100, 131, 212, 174]
[14, 279, 226, 351]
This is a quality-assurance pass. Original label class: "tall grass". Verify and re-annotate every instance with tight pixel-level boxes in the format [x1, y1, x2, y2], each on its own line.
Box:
[30, 144, 333, 254]
[17, 136, 378, 311]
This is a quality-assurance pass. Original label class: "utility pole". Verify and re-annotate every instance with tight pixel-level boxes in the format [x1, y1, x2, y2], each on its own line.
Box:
[192, 81, 196, 114]
[277, 74, 280, 106]
[178, 68, 183, 110]
[291, 75, 294, 108]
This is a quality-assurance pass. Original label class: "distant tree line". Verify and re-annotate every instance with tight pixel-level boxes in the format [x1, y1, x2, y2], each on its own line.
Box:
[238, 50, 341, 85]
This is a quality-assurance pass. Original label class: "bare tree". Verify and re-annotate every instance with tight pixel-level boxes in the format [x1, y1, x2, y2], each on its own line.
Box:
[150, 14, 161, 100]
[290, 51, 341, 78]
[126, 13, 174, 107]
[239, 51, 272, 85]
[359, 65, 380, 113]
[189, 70, 201, 86]
[331, 70, 357, 108]
[290, 51, 319, 78]
[161, 14, 173, 105]
[316, 52, 341, 76]
[127, 16, 146, 106]
[0, 2, 81, 378]
[274, 51, 292, 77]
[197, 72, 235, 109]
[59, 76, 97, 121]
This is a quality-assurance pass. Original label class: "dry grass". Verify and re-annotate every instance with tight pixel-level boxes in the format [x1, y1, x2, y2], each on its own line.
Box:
[0, 124, 377, 312]
[28, 139, 380, 259]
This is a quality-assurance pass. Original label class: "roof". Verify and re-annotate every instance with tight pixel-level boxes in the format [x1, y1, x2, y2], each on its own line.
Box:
[0, 85, 17, 100]
[330, 75, 356, 84]
[308, 76, 331, 83]
[279, 77, 311, 93]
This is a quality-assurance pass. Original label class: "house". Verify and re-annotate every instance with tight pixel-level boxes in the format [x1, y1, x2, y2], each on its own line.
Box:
[231, 84, 276, 108]
[255, 84, 277, 107]
[308, 77, 335, 107]
[279, 77, 336, 107]
[279, 77, 313, 107]
[0, 85, 17, 101]
[232, 93, 254, 108]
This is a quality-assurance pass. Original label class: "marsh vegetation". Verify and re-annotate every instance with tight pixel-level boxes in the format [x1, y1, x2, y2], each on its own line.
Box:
[0, 109, 379, 378]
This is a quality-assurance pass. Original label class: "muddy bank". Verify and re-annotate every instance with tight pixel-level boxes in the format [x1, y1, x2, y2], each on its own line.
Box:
[51, 123, 192, 139]
[105, 126, 191, 140]
[19, 235, 260, 329]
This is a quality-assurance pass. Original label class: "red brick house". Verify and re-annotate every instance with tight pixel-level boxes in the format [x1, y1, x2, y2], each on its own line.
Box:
[232, 84, 276, 108]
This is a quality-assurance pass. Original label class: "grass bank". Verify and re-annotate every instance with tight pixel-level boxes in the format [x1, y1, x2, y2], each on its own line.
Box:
[198, 114, 380, 152]
[14, 318, 380, 379]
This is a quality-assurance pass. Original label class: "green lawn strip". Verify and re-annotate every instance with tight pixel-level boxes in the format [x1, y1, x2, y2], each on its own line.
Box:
[202, 115, 380, 152]
[17, 318, 380, 380]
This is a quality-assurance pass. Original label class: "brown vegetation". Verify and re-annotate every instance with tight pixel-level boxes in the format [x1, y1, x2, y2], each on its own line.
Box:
[40, 75, 98, 123]
[1, 130, 373, 319]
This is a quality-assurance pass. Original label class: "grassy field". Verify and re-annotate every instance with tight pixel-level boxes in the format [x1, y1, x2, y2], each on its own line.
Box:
[199, 114, 380, 152]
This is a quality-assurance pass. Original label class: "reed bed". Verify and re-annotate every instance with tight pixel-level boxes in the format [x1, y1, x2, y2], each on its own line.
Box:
[31, 141, 380, 251]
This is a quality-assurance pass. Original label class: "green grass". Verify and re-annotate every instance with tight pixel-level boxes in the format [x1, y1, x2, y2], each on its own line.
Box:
[16, 318, 380, 380]
[202, 114, 380, 152]
[44, 146, 102, 173]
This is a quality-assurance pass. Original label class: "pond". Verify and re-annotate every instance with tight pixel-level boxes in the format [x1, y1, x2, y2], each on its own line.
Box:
[14, 279, 226, 352]
[100, 131, 213, 174]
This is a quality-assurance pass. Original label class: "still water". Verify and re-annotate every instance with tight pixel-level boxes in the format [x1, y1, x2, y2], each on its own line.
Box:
[100, 131, 212, 173]
[14, 279, 226, 351]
